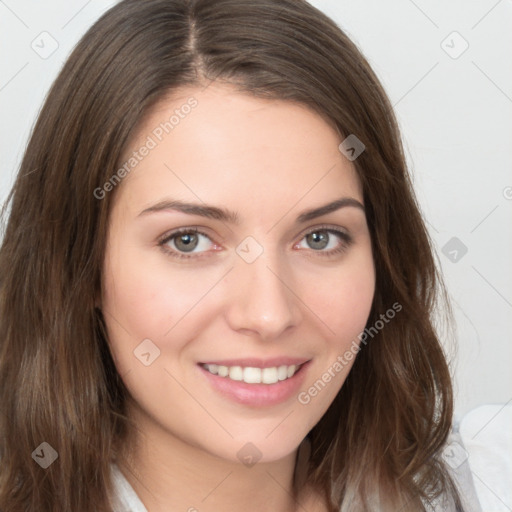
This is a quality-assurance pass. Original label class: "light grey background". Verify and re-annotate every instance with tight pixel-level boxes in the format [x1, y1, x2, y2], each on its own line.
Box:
[1, 0, 511, 422]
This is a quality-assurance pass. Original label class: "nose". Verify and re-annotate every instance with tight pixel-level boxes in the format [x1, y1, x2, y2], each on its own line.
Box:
[224, 254, 303, 340]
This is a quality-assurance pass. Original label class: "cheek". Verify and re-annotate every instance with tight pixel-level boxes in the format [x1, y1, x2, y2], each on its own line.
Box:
[300, 256, 375, 343]
[295, 259, 375, 420]
[104, 239, 182, 321]
[101, 244, 227, 366]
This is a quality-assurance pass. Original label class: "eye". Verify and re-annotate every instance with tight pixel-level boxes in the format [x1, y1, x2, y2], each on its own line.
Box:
[294, 226, 352, 255]
[158, 228, 218, 258]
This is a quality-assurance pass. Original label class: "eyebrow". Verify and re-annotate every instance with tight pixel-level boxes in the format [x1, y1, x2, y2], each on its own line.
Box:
[137, 197, 364, 224]
[138, 200, 240, 223]
[296, 197, 364, 222]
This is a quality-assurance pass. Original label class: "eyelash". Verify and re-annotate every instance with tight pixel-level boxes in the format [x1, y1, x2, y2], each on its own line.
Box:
[157, 225, 353, 260]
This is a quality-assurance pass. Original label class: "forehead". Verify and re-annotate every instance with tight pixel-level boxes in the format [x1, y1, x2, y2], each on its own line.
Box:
[116, 82, 362, 217]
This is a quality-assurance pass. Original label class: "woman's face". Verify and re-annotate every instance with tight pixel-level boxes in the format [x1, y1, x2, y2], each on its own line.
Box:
[102, 82, 375, 464]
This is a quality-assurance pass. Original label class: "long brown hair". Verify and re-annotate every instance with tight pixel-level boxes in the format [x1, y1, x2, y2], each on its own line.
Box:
[0, 0, 461, 510]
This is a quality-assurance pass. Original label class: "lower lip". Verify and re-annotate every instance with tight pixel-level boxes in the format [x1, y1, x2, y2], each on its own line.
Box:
[198, 362, 311, 407]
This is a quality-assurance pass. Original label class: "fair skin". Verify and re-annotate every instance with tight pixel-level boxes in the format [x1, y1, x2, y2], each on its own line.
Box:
[101, 82, 375, 512]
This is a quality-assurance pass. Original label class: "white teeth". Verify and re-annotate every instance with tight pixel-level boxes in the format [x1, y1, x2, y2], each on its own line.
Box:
[277, 365, 288, 381]
[243, 367, 262, 384]
[207, 363, 219, 374]
[203, 363, 301, 384]
[228, 366, 243, 381]
[262, 367, 278, 384]
[287, 365, 297, 378]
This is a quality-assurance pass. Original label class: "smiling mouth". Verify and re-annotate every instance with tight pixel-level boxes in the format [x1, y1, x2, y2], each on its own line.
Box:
[200, 363, 303, 385]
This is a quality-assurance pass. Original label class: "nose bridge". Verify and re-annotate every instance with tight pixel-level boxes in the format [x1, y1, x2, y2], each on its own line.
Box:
[225, 247, 301, 338]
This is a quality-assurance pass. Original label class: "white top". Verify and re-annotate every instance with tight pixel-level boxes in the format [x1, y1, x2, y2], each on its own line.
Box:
[110, 461, 147, 512]
[110, 432, 482, 512]
[458, 404, 512, 511]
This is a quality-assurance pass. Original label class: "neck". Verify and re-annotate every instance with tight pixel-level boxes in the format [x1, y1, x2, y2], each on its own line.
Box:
[116, 405, 322, 512]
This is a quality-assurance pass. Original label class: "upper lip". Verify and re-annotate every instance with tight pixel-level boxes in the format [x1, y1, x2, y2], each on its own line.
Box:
[199, 357, 310, 368]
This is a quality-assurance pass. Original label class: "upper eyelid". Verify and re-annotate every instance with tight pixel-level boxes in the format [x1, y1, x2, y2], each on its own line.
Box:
[158, 226, 212, 244]
[296, 223, 350, 237]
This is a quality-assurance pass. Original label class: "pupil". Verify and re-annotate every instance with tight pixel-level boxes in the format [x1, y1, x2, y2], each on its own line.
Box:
[307, 231, 328, 250]
[175, 233, 198, 252]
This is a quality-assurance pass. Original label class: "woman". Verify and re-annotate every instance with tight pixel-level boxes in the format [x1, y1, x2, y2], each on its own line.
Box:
[0, 0, 480, 511]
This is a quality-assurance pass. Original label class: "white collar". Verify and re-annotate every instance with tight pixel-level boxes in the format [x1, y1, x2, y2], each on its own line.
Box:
[110, 463, 148, 512]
